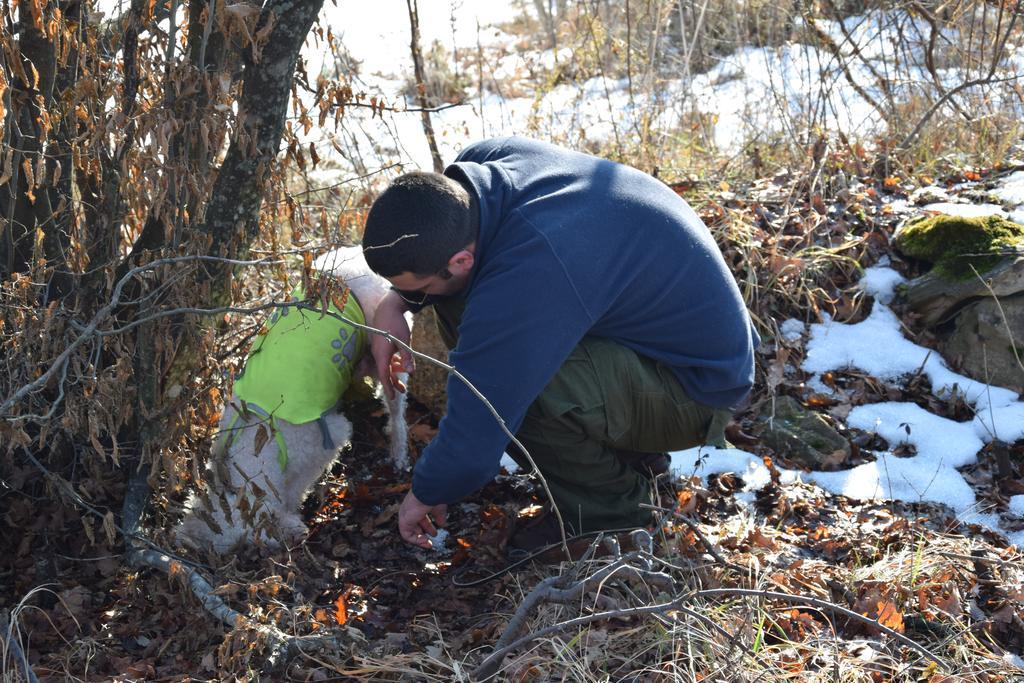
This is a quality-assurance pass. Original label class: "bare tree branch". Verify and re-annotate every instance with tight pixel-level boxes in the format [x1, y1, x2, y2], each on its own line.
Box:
[897, 2, 1023, 151]
[0, 255, 278, 419]
[405, 0, 444, 172]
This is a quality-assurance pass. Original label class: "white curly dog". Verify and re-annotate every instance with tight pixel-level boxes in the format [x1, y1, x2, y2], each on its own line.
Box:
[175, 246, 411, 553]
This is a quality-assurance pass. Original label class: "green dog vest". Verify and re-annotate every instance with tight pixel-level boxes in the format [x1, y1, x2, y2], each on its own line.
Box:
[231, 287, 367, 468]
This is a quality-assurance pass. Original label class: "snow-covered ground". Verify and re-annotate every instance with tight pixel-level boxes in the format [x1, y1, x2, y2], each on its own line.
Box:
[670, 260, 1024, 548]
[93, 1, 1023, 184]
[298, 2, 1024, 176]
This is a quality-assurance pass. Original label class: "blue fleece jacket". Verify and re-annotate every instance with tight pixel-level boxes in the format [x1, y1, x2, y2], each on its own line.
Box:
[412, 137, 758, 506]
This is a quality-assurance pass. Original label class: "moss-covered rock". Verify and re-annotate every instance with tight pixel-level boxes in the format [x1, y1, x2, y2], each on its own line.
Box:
[762, 395, 850, 470]
[894, 214, 1024, 280]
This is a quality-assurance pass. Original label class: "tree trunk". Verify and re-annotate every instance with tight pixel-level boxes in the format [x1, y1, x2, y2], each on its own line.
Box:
[406, 0, 444, 173]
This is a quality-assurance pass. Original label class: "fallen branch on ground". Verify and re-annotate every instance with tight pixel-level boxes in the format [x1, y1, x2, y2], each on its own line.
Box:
[130, 548, 361, 670]
[476, 539, 674, 681]
[474, 568, 952, 681]
[642, 503, 745, 572]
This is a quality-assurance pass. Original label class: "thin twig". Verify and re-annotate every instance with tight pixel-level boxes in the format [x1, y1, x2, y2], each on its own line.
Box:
[897, 1, 1023, 152]
[490, 550, 673, 657]
[130, 548, 358, 668]
[284, 163, 403, 200]
[17, 447, 207, 570]
[199, 0, 217, 73]
[641, 503, 744, 572]
[475, 590, 698, 681]
[16, 446, 352, 667]
[0, 255, 280, 418]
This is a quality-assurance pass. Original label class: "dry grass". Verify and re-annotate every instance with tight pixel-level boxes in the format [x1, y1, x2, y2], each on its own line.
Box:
[309, 509, 1023, 682]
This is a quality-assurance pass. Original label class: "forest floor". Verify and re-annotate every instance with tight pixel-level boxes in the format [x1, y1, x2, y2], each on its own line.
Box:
[3, 165, 1024, 682]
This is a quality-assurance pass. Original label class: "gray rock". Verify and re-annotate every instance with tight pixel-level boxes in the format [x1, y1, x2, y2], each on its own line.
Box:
[762, 395, 851, 470]
[941, 292, 1024, 393]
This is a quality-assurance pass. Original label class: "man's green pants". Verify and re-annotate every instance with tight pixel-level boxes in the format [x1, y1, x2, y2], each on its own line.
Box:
[432, 297, 729, 533]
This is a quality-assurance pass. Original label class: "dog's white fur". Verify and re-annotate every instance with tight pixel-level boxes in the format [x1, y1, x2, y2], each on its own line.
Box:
[175, 247, 410, 553]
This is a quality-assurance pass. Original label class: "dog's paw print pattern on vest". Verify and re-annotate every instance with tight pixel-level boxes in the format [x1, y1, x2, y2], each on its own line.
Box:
[268, 299, 296, 326]
[331, 327, 360, 369]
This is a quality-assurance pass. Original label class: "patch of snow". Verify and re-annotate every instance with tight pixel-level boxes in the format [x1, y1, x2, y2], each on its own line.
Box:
[921, 202, 1007, 218]
[1003, 653, 1024, 671]
[992, 170, 1024, 206]
[1008, 495, 1024, 517]
[669, 446, 776, 491]
[752, 290, 1024, 547]
[806, 453, 978, 512]
[885, 198, 913, 214]
[858, 265, 906, 304]
[958, 510, 1004, 530]
[780, 318, 805, 342]
[733, 491, 758, 507]
[803, 303, 1019, 412]
[848, 402, 983, 468]
[973, 401, 1024, 444]
[805, 375, 836, 396]
[500, 452, 520, 473]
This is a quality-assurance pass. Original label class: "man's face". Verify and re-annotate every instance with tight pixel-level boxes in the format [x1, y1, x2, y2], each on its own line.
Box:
[387, 248, 475, 305]
[388, 268, 469, 306]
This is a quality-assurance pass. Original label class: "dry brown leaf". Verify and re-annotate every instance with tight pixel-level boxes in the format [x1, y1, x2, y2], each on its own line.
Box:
[747, 528, 778, 549]
[253, 423, 268, 455]
[334, 591, 348, 626]
[875, 600, 904, 632]
[372, 503, 399, 527]
[676, 488, 697, 514]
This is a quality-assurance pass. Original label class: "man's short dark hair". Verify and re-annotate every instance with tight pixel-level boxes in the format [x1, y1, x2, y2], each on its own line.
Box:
[362, 172, 477, 277]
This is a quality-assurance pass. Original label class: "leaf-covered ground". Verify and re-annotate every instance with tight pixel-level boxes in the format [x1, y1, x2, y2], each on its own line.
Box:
[3, 166, 1023, 682]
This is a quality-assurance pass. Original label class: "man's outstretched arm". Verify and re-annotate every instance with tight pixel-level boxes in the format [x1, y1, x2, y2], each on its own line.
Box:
[369, 290, 414, 400]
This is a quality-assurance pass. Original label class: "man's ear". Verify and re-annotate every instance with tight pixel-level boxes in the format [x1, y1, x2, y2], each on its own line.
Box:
[447, 249, 474, 277]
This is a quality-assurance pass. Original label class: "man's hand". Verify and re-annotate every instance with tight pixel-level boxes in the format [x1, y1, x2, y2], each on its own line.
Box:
[398, 490, 448, 549]
[370, 290, 414, 400]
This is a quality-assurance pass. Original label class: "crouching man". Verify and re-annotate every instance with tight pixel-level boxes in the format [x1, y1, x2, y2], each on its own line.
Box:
[362, 136, 759, 552]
